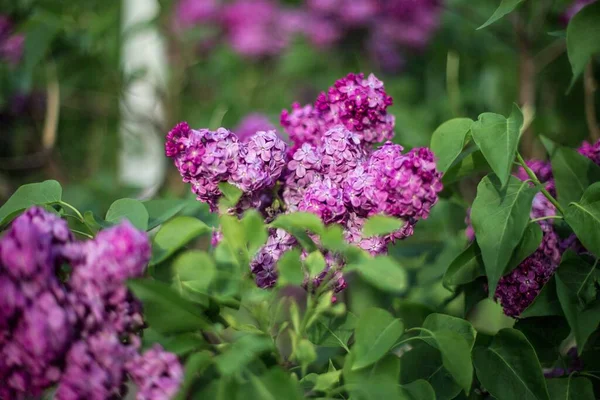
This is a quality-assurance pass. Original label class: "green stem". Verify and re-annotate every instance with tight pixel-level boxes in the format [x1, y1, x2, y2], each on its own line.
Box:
[530, 215, 563, 223]
[516, 153, 565, 215]
[58, 201, 85, 223]
[70, 229, 93, 239]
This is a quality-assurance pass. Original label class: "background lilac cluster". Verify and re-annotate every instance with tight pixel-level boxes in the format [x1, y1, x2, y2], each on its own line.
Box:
[173, 0, 442, 68]
[0, 15, 24, 65]
[166, 72, 443, 291]
[466, 139, 600, 317]
[0, 208, 182, 399]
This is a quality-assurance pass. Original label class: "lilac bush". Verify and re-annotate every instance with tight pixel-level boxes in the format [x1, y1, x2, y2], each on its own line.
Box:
[166, 72, 443, 292]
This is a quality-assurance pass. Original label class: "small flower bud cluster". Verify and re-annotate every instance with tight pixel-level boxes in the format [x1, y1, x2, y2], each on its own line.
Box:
[0, 207, 182, 399]
[167, 72, 443, 293]
[127, 345, 184, 400]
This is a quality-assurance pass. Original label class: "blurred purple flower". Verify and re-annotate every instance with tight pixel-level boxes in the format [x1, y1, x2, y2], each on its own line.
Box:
[562, 0, 596, 23]
[234, 113, 278, 142]
[127, 345, 184, 400]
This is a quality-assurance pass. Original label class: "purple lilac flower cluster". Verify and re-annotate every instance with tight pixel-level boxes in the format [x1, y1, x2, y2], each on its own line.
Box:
[172, 0, 442, 66]
[466, 138, 600, 317]
[166, 122, 287, 211]
[283, 73, 395, 149]
[0, 15, 24, 65]
[0, 208, 182, 399]
[166, 73, 443, 292]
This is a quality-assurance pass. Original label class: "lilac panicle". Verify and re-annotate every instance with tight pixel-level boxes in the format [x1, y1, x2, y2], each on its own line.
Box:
[315, 72, 395, 145]
[127, 344, 184, 400]
[56, 331, 134, 400]
[343, 143, 442, 239]
[67, 220, 150, 336]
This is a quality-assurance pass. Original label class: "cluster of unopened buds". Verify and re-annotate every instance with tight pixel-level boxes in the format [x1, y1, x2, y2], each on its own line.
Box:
[467, 139, 600, 317]
[0, 208, 182, 399]
[166, 72, 443, 293]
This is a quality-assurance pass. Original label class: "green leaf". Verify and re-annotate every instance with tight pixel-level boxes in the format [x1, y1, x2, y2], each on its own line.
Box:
[171, 251, 216, 301]
[551, 147, 600, 208]
[430, 118, 474, 173]
[128, 279, 210, 334]
[566, 2, 600, 88]
[270, 212, 322, 251]
[417, 328, 474, 394]
[176, 351, 212, 400]
[105, 198, 149, 231]
[564, 182, 600, 258]
[556, 251, 597, 304]
[555, 252, 600, 352]
[142, 329, 206, 357]
[443, 241, 485, 287]
[352, 307, 404, 370]
[399, 341, 462, 400]
[241, 210, 268, 257]
[270, 212, 325, 235]
[346, 256, 408, 293]
[505, 222, 543, 274]
[400, 380, 436, 400]
[0, 180, 62, 225]
[423, 314, 476, 349]
[471, 174, 537, 296]
[547, 377, 595, 400]
[514, 317, 570, 365]
[520, 277, 564, 318]
[305, 251, 326, 278]
[277, 248, 304, 286]
[247, 368, 303, 400]
[362, 215, 404, 238]
[442, 149, 490, 186]
[214, 334, 273, 376]
[218, 182, 243, 209]
[477, 0, 526, 30]
[344, 352, 403, 400]
[473, 328, 550, 400]
[144, 199, 189, 230]
[471, 105, 524, 186]
[308, 312, 357, 349]
[151, 216, 210, 266]
[313, 370, 342, 392]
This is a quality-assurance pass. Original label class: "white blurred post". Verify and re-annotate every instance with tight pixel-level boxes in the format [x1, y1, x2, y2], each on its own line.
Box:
[120, 0, 167, 198]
